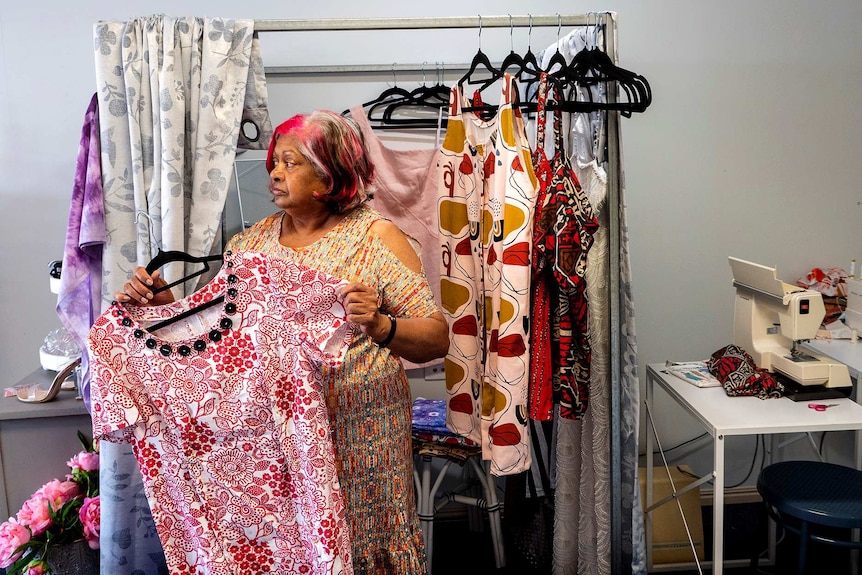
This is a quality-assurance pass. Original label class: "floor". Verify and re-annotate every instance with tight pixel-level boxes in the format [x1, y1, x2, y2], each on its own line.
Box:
[428, 504, 862, 575]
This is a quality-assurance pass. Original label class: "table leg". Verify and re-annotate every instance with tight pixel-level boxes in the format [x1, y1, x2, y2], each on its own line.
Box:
[646, 370, 655, 571]
[713, 433, 725, 575]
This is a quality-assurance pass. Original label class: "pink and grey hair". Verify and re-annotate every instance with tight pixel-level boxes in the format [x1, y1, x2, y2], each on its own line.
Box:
[265, 110, 375, 213]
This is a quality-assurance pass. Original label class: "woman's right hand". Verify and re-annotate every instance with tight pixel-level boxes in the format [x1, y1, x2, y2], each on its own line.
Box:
[114, 267, 175, 306]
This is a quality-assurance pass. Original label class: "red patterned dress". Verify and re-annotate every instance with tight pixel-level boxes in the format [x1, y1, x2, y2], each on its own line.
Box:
[89, 251, 354, 575]
[531, 75, 600, 420]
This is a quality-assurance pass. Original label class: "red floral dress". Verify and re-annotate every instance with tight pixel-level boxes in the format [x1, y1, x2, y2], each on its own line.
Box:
[89, 251, 354, 575]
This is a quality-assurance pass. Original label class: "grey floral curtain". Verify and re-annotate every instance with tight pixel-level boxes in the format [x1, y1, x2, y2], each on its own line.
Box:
[93, 15, 265, 574]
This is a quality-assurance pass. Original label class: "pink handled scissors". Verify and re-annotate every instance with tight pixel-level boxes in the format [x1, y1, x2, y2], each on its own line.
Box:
[808, 403, 839, 411]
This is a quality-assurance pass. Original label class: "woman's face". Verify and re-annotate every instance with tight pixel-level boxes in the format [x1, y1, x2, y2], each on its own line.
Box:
[268, 135, 329, 212]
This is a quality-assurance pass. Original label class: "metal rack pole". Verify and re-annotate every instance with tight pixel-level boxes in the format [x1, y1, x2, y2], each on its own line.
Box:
[264, 63, 473, 78]
[253, 14, 590, 32]
[603, 12, 626, 575]
[256, 14, 590, 77]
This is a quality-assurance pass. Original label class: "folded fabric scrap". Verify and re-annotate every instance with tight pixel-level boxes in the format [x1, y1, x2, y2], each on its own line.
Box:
[411, 398, 478, 449]
[411, 398, 452, 435]
[706, 344, 784, 399]
[797, 266, 848, 297]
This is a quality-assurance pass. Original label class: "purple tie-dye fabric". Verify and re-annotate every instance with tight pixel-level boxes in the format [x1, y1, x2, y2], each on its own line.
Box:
[56, 93, 105, 413]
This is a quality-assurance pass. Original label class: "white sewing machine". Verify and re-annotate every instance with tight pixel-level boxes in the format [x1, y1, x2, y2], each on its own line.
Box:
[729, 257, 852, 400]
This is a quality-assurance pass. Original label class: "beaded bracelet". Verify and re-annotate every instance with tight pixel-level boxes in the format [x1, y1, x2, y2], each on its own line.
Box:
[378, 314, 397, 347]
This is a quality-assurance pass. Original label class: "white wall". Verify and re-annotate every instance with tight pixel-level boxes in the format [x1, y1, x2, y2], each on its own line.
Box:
[2, 1, 861, 483]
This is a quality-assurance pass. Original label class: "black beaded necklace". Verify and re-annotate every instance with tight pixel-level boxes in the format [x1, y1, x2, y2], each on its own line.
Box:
[112, 253, 241, 358]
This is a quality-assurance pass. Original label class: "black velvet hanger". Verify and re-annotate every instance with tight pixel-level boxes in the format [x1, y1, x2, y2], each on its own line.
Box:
[457, 47, 501, 94]
[143, 249, 225, 332]
[496, 15, 532, 82]
[373, 72, 451, 128]
[145, 250, 224, 295]
[457, 16, 503, 95]
[344, 68, 449, 129]
[548, 46, 651, 117]
[518, 16, 542, 83]
[546, 15, 652, 117]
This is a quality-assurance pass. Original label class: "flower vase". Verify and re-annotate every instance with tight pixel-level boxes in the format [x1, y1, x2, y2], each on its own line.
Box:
[45, 540, 99, 575]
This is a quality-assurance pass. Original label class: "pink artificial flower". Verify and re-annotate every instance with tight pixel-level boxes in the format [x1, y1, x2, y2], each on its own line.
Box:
[0, 518, 31, 568]
[67, 451, 99, 472]
[39, 479, 80, 509]
[79, 496, 100, 550]
[16, 494, 52, 537]
[17, 480, 80, 536]
[25, 560, 48, 574]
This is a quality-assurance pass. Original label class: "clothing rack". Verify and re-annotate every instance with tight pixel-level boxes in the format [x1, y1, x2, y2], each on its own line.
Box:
[258, 15, 601, 77]
[252, 14, 626, 574]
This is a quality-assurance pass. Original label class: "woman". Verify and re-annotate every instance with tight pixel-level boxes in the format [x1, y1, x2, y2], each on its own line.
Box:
[117, 110, 449, 573]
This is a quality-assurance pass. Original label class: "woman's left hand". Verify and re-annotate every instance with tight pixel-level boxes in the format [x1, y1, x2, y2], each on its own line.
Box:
[338, 281, 389, 341]
[338, 280, 450, 363]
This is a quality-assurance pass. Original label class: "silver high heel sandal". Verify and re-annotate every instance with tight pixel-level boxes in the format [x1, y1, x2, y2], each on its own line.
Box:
[18, 357, 81, 403]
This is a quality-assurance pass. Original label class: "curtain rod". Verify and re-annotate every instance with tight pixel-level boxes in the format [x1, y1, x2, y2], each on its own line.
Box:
[254, 14, 594, 32]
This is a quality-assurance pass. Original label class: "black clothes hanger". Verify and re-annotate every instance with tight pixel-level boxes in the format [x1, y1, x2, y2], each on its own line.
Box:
[345, 84, 412, 118]
[132, 210, 226, 332]
[373, 63, 451, 128]
[134, 211, 224, 295]
[458, 48, 500, 93]
[521, 15, 567, 101]
[519, 16, 542, 83]
[548, 14, 652, 117]
[143, 249, 226, 331]
[344, 65, 447, 129]
[145, 250, 224, 295]
[550, 48, 651, 117]
[497, 15, 526, 79]
[457, 16, 502, 94]
[341, 65, 412, 118]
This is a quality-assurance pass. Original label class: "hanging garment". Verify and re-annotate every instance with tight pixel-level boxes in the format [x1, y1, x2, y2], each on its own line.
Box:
[437, 74, 538, 476]
[350, 105, 444, 371]
[528, 74, 557, 422]
[531, 19, 646, 573]
[227, 205, 436, 574]
[557, 138, 612, 575]
[532, 79, 599, 421]
[89, 251, 354, 575]
[56, 92, 105, 413]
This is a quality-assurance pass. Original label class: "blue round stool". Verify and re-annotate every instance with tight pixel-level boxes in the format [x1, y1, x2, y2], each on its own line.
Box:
[753, 460, 862, 575]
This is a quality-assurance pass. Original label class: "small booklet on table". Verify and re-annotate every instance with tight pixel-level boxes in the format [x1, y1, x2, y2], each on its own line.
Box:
[664, 360, 721, 388]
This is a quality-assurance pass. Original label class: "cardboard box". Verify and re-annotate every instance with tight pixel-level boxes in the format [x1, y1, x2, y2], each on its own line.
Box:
[639, 465, 705, 565]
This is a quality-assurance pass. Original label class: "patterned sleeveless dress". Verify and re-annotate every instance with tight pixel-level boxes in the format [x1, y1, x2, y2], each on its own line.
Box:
[227, 205, 438, 574]
[437, 74, 538, 475]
